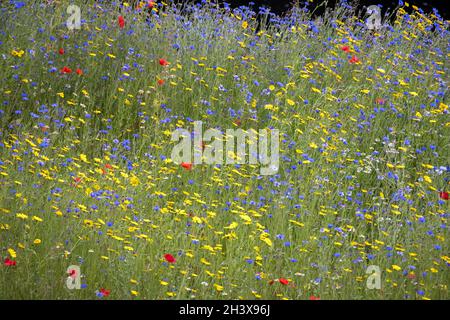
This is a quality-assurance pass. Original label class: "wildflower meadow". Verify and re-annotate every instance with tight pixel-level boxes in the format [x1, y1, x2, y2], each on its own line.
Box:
[0, 0, 449, 300]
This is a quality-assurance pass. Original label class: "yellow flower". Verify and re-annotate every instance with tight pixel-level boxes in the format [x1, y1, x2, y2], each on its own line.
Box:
[260, 233, 272, 247]
[84, 219, 94, 227]
[32, 216, 43, 222]
[16, 213, 28, 220]
[79, 154, 88, 163]
[192, 216, 202, 224]
[33, 239, 42, 245]
[242, 21, 248, 29]
[286, 99, 295, 106]
[131, 290, 139, 296]
[423, 175, 432, 184]
[11, 49, 25, 57]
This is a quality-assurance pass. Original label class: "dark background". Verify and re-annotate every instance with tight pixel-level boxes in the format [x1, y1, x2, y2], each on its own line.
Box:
[220, 0, 449, 20]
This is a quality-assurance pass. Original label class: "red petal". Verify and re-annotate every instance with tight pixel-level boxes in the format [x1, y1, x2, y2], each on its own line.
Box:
[164, 254, 176, 263]
[439, 192, 449, 200]
[181, 162, 192, 170]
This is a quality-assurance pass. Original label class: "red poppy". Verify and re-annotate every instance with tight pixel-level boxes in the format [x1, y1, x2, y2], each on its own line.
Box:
[61, 66, 72, 74]
[118, 15, 125, 29]
[4, 258, 16, 266]
[76, 68, 83, 75]
[341, 45, 350, 52]
[103, 164, 113, 174]
[148, 1, 155, 8]
[159, 58, 169, 66]
[234, 119, 242, 126]
[309, 295, 320, 300]
[100, 288, 110, 297]
[164, 253, 176, 263]
[181, 162, 192, 170]
[59, 48, 65, 55]
[349, 56, 359, 64]
[279, 278, 289, 285]
[157, 79, 165, 85]
[102, 165, 112, 175]
[439, 191, 449, 200]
